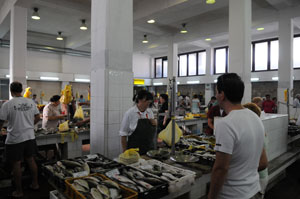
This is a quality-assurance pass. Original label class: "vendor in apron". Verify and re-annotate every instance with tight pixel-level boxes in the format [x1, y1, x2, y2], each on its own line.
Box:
[120, 90, 157, 155]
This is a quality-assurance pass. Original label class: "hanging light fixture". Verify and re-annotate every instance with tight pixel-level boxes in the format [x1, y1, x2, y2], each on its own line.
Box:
[80, 19, 88, 30]
[142, 35, 149, 43]
[180, 23, 188, 34]
[56, 32, 63, 41]
[206, 0, 216, 4]
[31, 7, 40, 20]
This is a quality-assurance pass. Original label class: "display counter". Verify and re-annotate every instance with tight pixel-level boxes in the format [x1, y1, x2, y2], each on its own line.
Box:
[176, 118, 207, 134]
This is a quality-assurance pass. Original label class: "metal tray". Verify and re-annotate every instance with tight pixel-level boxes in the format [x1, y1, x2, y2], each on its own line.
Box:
[170, 154, 199, 163]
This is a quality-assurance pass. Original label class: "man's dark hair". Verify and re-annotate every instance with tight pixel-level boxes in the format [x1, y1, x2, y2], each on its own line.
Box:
[266, 94, 270, 98]
[10, 82, 23, 93]
[50, 95, 61, 102]
[80, 95, 83, 98]
[217, 73, 244, 104]
[160, 94, 168, 103]
[135, 90, 153, 103]
[33, 94, 37, 97]
[211, 96, 216, 100]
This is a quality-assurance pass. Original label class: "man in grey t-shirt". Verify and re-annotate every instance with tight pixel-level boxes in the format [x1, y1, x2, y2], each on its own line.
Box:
[0, 82, 40, 198]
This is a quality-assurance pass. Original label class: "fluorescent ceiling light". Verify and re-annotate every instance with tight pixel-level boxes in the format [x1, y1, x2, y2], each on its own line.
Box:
[251, 78, 259, 82]
[142, 34, 149, 43]
[75, 78, 90, 83]
[272, 77, 278, 81]
[177, 82, 180, 84]
[205, 38, 212, 41]
[206, 0, 216, 4]
[6, 75, 28, 79]
[147, 19, 155, 24]
[257, 27, 264, 31]
[31, 8, 40, 20]
[187, 80, 200, 84]
[153, 82, 163, 86]
[180, 23, 188, 34]
[56, 31, 63, 41]
[80, 19, 88, 30]
[40, 76, 59, 81]
[214, 80, 217, 83]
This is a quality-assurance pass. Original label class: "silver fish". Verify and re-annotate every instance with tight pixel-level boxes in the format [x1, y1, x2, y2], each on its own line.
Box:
[72, 183, 87, 192]
[135, 180, 153, 189]
[161, 175, 171, 181]
[109, 188, 121, 199]
[61, 160, 82, 168]
[102, 180, 120, 190]
[140, 177, 162, 185]
[162, 173, 178, 181]
[113, 174, 135, 184]
[84, 176, 100, 183]
[97, 184, 110, 198]
[74, 179, 89, 190]
[91, 188, 103, 199]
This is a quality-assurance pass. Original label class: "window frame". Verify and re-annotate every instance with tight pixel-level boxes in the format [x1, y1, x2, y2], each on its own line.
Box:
[178, 50, 206, 77]
[214, 46, 228, 74]
[252, 38, 278, 72]
[293, 34, 300, 70]
[154, 56, 168, 78]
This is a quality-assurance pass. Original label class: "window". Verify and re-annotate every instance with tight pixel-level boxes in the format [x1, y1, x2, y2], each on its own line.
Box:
[294, 37, 300, 68]
[214, 47, 228, 74]
[179, 55, 187, 76]
[198, 52, 206, 75]
[154, 57, 167, 78]
[254, 42, 268, 71]
[188, 53, 197, 76]
[163, 60, 168, 77]
[270, 40, 279, 70]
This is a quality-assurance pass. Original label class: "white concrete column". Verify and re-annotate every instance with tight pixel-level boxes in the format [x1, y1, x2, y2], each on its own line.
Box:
[167, 40, 178, 98]
[9, 5, 27, 95]
[205, 47, 214, 105]
[228, 0, 252, 103]
[91, 0, 133, 158]
[277, 13, 293, 115]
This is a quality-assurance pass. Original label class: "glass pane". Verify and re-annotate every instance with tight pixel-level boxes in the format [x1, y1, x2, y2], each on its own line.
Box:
[198, 52, 206, 75]
[188, 53, 197, 76]
[254, 42, 268, 71]
[179, 55, 187, 76]
[251, 44, 253, 71]
[270, 40, 278, 70]
[163, 60, 168, 77]
[215, 48, 226, 74]
[294, 37, 300, 68]
[155, 59, 162, 78]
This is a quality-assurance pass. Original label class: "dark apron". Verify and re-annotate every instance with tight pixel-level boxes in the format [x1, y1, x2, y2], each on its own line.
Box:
[127, 119, 156, 155]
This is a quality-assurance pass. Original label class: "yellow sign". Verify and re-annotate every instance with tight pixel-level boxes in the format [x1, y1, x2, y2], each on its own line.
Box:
[134, 79, 145, 85]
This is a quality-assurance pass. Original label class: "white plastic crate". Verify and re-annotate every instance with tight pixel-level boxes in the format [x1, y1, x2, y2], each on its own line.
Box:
[130, 159, 196, 193]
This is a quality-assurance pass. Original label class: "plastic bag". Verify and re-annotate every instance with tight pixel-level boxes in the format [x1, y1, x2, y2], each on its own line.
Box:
[74, 106, 84, 120]
[158, 120, 183, 146]
[59, 120, 69, 132]
[60, 85, 72, 104]
[23, 87, 32, 98]
[184, 113, 194, 120]
[119, 148, 140, 164]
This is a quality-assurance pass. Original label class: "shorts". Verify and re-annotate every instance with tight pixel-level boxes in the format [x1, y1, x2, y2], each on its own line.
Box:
[5, 139, 37, 163]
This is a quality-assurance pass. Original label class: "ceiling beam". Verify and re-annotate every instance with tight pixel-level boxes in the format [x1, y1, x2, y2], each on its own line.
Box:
[65, 31, 90, 49]
[0, 0, 17, 25]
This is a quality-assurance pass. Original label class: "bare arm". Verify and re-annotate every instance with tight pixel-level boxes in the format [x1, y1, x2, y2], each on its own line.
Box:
[47, 115, 65, 121]
[121, 136, 127, 152]
[208, 118, 214, 130]
[163, 111, 168, 126]
[208, 151, 231, 199]
[258, 148, 268, 171]
[34, 114, 40, 125]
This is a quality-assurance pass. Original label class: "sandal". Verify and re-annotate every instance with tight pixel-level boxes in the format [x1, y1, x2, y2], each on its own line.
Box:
[11, 191, 23, 198]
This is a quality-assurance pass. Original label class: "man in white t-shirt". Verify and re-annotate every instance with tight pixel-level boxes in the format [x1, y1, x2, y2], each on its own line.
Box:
[0, 82, 40, 198]
[208, 73, 267, 199]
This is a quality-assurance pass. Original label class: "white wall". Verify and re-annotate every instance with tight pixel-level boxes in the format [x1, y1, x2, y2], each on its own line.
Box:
[62, 55, 91, 75]
[133, 53, 151, 78]
[28, 51, 62, 73]
[0, 48, 9, 69]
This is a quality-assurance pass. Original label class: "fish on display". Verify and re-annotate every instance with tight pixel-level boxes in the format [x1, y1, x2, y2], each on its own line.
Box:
[91, 187, 103, 199]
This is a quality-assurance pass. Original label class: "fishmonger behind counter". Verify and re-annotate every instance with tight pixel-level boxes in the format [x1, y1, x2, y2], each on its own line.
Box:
[42, 95, 66, 129]
[120, 90, 157, 155]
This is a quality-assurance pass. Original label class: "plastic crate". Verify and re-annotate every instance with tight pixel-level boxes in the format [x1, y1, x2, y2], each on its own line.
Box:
[130, 159, 196, 193]
[106, 166, 169, 199]
[65, 173, 138, 199]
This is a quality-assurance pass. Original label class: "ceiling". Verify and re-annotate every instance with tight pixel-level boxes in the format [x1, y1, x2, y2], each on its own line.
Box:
[0, 0, 300, 56]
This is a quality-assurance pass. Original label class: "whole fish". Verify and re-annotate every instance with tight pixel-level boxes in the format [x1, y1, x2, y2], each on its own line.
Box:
[162, 173, 178, 181]
[102, 180, 120, 190]
[91, 188, 103, 199]
[140, 177, 162, 185]
[74, 179, 89, 190]
[84, 176, 100, 183]
[61, 160, 82, 168]
[109, 188, 121, 199]
[72, 183, 87, 192]
[113, 174, 136, 185]
[97, 184, 110, 198]
[135, 180, 153, 190]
